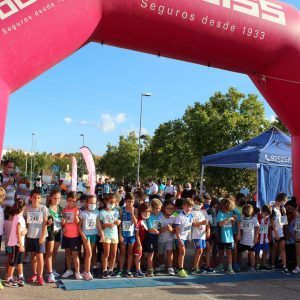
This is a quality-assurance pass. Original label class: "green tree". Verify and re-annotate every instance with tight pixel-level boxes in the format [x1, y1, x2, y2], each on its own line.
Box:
[272, 116, 289, 134]
[2, 150, 28, 175]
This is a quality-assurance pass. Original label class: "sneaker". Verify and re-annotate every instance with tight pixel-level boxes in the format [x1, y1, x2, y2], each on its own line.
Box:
[52, 270, 61, 278]
[102, 271, 110, 279]
[116, 270, 124, 277]
[145, 270, 154, 277]
[108, 270, 117, 277]
[256, 265, 261, 272]
[91, 268, 98, 277]
[83, 272, 93, 281]
[168, 268, 175, 276]
[248, 267, 255, 272]
[282, 267, 290, 275]
[178, 269, 188, 278]
[37, 276, 45, 286]
[0, 281, 3, 290]
[155, 265, 165, 272]
[216, 264, 225, 273]
[47, 273, 56, 283]
[190, 268, 199, 275]
[205, 267, 216, 273]
[27, 274, 37, 283]
[261, 265, 272, 271]
[17, 277, 25, 287]
[135, 271, 145, 278]
[227, 269, 236, 275]
[75, 272, 83, 280]
[62, 270, 74, 278]
[198, 268, 207, 274]
[292, 266, 300, 274]
[5, 279, 18, 287]
[126, 271, 134, 278]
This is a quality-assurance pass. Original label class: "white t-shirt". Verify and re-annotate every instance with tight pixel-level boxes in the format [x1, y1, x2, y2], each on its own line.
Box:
[240, 216, 259, 246]
[272, 207, 285, 238]
[164, 185, 176, 195]
[192, 209, 209, 240]
[0, 206, 4, 235]
[150, 183, 158, 195]
[175, 211, 194, 241]
[1, 175, 16, 206]
[158, 214, 175, 243]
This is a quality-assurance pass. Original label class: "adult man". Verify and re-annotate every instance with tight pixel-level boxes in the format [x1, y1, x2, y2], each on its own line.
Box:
[240, 185, 250, 197]
[164, 178, 177, 197]
[95, 178, 104, 201]
[148, 178, 158, 196]
[0, 160, 17, 207]
[181, 182, 196, 199]
[103, 178, 111, 195]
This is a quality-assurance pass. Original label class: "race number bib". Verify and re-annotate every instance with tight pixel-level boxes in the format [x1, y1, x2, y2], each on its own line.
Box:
[64, 212, 74, 224]
[260, 224, 268, 234]
[182, 224, 192, 233]
[294, 222, 300, 232]
[27, 212, 42, 224]
[281, 216, 288, 225]
[85, 218, 97, 230]
[122, 221, 134, 235]
[53, 218, 61, 231]
[242, 222, 254, 232]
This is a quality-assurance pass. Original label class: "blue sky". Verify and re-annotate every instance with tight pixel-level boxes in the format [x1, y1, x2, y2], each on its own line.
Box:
[4, 0, 299, 156]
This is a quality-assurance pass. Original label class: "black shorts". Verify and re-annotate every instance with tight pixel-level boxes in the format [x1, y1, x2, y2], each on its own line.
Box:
[238, 243, 255, 252]
[47, 230, 61, 243]
[218, 242, 234, 250]
[9, 246, 24, 267]
[143, 233, 158, 253]
[25, 237, 46, 253]
[62, 236, 81, 251]
[274, 237, 286, 243]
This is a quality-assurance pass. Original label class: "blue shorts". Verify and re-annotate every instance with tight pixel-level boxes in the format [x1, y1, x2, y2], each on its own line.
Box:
[193, 239, 206, 249]
[122, 236, 136, 245]
[175, 239, 188, 248]
[5, 246, 13, 254]
[86, 234, 98, 244]
[255, 243, 269, 253]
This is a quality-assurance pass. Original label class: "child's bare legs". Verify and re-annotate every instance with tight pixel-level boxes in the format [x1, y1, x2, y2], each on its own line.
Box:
[295, 242, 300, 267]
[83, 240, 92, 273]
[119, 242, 126, 271]
[102, 243, 110, 271]
[205, 242, 211, 267]
[108, 243, 118, 270]
[193, 248, 203, 270]
[72, 251, 80, 273]
[226, 249, 233, 271]
[279, 240, 287, 267]
[135, 254, 141, 271]
[65, 249, 71, 270]
[177, 245, 185, 269]
[166, 250, 173, 268]
[127, 244, 134, 270]
[147, 252, 154, 270]
[271, 241, 279, 266]
[218, 249, 224, 266]
[31, 252, 37, 275]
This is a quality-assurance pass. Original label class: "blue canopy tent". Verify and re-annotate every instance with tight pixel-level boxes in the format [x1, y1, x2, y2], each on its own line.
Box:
[201, 127, 292, 207]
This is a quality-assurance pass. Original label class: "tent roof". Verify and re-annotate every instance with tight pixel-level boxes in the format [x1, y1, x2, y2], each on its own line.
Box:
[202, 127, 292, 169]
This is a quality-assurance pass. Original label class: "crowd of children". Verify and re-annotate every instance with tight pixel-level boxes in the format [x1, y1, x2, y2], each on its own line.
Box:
[0, 185, 300, 289]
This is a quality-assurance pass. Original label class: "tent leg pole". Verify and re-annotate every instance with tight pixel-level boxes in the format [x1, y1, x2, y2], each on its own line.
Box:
[200, 165, 205, 194]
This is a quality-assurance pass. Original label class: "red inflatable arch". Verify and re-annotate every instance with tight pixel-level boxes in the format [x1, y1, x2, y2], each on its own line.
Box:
[0, 0, 299, 201]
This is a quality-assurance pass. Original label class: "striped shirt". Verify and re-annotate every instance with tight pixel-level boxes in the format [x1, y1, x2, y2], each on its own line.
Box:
[258, 215, 270, 244]
[1, 174, 16, 207]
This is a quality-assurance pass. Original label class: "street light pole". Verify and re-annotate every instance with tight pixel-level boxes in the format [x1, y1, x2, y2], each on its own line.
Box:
[80, 134, 85, 181]
[137, 93, 151, 185]
[80, 133, 85, 147]
[30, 132, 36, 187]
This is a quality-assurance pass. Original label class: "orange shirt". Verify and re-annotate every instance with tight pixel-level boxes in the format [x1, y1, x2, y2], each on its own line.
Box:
[62, 207, 79, 238]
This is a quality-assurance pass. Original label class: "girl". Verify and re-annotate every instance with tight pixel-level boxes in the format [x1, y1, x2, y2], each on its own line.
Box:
[157, 200, 175, 275]
[216, 196, 238, 274]
[5, 198, 27, 287]
[61, 191, 82, 280]
[45, 190, 63, 283]
[79, 195, 103, 280]
[0, 187, 5, 251]
[99, 193, 121, 279]
[118, 193, 137, 277]
[133, 203, 151, 277]
[24, 189, 48, 285]
[3, 205, 13, 287]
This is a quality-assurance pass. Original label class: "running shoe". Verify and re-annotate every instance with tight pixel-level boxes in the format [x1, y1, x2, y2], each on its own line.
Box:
[198, 268, 207, 274]
[47, 273, 56, 283]
[126, 271, 134, 278]
[116, 270, 124, 277]
[178, 269, 188, 278]
[215, 264, 225, 273]
[190, 268, 199, 275]
[282, 267, 290, 275]
[5, 279, 18, 287]
[227, 269, 236, 275]
[62, 270, 74, 278]
[102, 271, 110, 279]
[155, 265, 165, 272]
[83, 272, 93, 281]
[17, 277, 25, 287]
[26, 274, 37, 283]
[168, 268, 175, 276]
[37, 276, 45, 286]
[75, 272, 83, 280]
[145, 270, 154, 277]
[52, 270, 61, 278]
[135, 271, 145, 278]
[292, 266, 300, 274]
[260, 265, 272, 271]
[108, 270, 117, 277]
[0, 281, 3, 289]
[205, 267, 216, 273]
[248, 267, 256, 272]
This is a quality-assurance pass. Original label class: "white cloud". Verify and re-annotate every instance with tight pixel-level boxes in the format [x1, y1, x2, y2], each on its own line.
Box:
[64, 117, 73, 124]
[99, 114, 115, 133]
[115, 113, 126, 124]
[80, 120, 94, 126]
[122, 125, 149, 137]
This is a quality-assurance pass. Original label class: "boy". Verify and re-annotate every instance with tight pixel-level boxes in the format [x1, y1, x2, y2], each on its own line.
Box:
[271, 193, 289, 274]
[24, 190, 48, 285]
[119, 193, 138, 277]
[175, 198, 194, 278]
[192, 196, 209, 274]
[144, 198, 162, 277]
[216, 196, 237, 274]
[237, 204, 259, 271]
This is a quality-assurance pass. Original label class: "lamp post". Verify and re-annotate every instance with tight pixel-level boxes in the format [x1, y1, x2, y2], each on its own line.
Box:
[137, 93, 151, 185]
[30, 132, 36, 187]
[80, 133, 85, 147]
